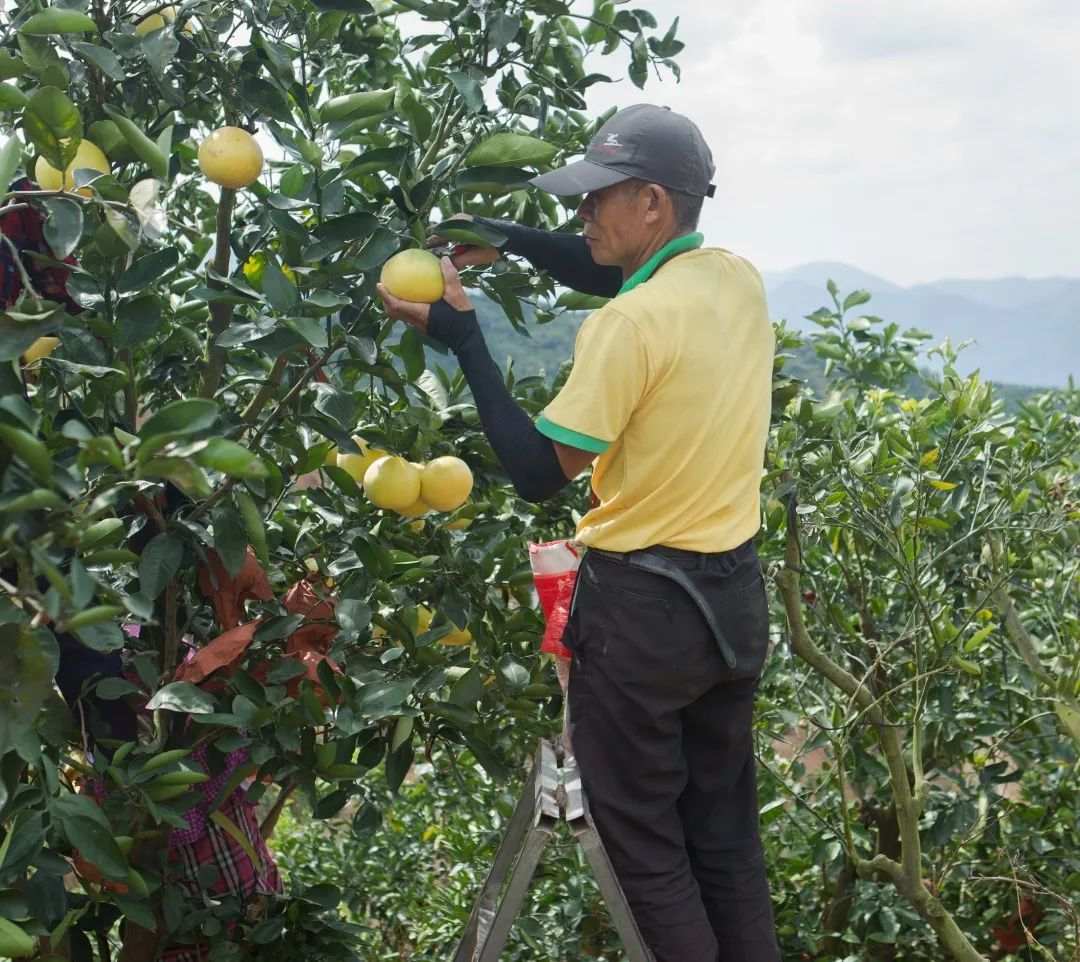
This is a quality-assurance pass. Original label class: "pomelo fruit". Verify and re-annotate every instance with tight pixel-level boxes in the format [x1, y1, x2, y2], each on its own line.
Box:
[363, 455, 421, 511]
[336, 437, 387, 483]
[22, 336, 60, 365]
[380, 249, 444, 303]
[420, 456, 473, 512]
[198, 126, 263, 189]
[134, 5, 176, 35]
[34, 140, 109, 196]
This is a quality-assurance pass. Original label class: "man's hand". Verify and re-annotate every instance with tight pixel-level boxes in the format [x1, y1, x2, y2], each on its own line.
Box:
[427, 212, 501, 270]
[377, 256, 474, 339]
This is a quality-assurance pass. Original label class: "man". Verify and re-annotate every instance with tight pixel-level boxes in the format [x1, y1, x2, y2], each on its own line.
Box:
[378, 104, 780, 962]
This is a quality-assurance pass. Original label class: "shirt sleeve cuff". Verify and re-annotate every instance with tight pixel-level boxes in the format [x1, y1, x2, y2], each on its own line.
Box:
[536, 415, 610, 454]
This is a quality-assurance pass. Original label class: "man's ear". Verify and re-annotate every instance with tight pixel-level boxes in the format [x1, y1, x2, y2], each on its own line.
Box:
[643, 184, 666, 225]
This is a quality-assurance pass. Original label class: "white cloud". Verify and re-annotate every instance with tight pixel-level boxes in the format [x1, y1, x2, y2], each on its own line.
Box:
[578, 0, 1080, 284]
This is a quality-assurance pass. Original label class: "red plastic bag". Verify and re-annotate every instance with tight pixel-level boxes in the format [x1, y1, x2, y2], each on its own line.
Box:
[529, 539, 583, 660]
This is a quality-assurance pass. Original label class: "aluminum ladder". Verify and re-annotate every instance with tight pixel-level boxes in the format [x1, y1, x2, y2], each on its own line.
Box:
[452, 739, 655, 962]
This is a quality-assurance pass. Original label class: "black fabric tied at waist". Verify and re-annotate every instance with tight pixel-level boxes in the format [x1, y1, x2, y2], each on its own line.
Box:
[582, 542, 758, 670]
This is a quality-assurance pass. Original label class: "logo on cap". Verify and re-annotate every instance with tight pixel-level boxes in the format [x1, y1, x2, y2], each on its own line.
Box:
[604, 133, 622, 147]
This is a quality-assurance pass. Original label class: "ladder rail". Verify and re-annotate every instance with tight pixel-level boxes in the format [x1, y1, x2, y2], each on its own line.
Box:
[452, 738, 656, 962]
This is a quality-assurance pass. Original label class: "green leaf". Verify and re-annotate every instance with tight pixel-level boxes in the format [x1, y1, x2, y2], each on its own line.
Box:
[95, 677, 142, 700]
[20, 9, 98, 35]
[350, 228, 400, 272]
[0, 625, 59, 757]
[115, 294, 164, 347]
[356, 679, 416, 720]
[310, 0, 373, 9]
[395, 82, 432, 143]
[22, 86, 81, 171]
[212, 504, 248, 578]
[41, 198, 83, 260]
[430, 219, 508, 248]
[102, 106, 168, 180]
[286, 316, 328, 349]
[842, 289, 872, 312]
[63, 817, 127, 880]
[138, 398, 219, 439]
[254, 615, 305, 642]
[0, 136, 22, 193]
[138, 533, 183, 599]
[446, 70, 484, 114]
[74, 622, 124, 652]
[487, 11, 521, 50]
[69, 42, 124, 82]
[397, 327, 425, 382]
[261, 254, 300, 313]
[466, 132, 557, 168]
[196, 439, 268, 480]
[629, 34, 648, 89]
[234, 489, 267, 566]
[0, 52, 25, 81]
[145, 681, 216, 714]
[496, 655, 529, 690]
[0, 82, 28, 110]
[320, 88, 394, 123]
[116, 247, 179, 293]
[454, 166, 531, 194]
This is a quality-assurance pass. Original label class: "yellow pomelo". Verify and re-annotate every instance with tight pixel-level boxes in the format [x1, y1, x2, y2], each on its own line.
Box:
[22, 336, 60, 365]
[336, 438, 387, 483]
[198, 126, 264, 189]
[416, 605, 434, 634]
[420, 456, 473, 512]
[34, 140, 110, 196]
[363, 455, 421, 511]
[380, 249, 444, 303]
[439, 624, 473, 647]
[323, 445, 339, 466]
[134, 5, 176, 35]
[398, 495, 431, 519]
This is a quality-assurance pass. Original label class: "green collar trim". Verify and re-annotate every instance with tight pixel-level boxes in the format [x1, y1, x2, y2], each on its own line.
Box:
[618, 232, 704, 295]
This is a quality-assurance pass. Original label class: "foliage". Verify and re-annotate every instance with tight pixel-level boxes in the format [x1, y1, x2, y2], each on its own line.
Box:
[0, 0, 681, 958]
[272, 754, 624, 961]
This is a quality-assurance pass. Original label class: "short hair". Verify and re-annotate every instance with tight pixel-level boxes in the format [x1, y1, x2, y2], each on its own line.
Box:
[622, 179, 704, 232]
[667, 188, 704, 232]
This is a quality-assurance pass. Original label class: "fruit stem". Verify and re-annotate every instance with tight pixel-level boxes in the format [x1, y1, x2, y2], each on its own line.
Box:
[199, 187, 237, 399]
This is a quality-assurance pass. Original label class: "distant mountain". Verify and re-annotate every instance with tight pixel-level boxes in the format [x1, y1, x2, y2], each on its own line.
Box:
[762, 266, 1078, 388]
[459, 264, 1076, 393]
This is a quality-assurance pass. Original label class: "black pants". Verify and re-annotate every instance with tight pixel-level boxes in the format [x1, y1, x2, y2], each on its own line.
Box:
[565, 542, 781, 962]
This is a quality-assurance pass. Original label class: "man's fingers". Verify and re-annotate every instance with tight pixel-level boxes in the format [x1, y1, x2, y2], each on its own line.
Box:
[440, 256, 474, 311]
[377, 283, 430, 333]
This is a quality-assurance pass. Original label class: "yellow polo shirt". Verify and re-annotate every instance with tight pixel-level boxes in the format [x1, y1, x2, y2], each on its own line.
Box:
[536, 238, 774, 553]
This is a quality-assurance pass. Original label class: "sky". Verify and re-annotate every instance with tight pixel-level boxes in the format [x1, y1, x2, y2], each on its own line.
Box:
[576, 0, 1080, 286]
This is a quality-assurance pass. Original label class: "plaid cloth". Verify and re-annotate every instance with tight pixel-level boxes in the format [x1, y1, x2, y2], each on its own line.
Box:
[0, 178, 83, 313]
[162, 789, 283, 962]
[168, 742, 252, 848]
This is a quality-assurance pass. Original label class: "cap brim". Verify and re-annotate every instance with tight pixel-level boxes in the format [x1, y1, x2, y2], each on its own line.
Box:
[529, 160, 630, 196]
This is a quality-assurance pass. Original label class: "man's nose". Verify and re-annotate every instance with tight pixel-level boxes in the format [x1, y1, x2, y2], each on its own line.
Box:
[577, 196, 593, 221]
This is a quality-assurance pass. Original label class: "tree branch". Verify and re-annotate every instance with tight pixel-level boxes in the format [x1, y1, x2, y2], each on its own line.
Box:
[199, 188, 237, 399]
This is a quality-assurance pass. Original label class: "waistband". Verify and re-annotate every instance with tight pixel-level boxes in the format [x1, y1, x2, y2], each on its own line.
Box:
[589, 539, 756, 571]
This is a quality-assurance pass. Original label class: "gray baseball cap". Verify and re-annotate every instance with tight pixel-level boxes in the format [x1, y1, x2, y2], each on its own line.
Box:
[530, 104, 716, 198]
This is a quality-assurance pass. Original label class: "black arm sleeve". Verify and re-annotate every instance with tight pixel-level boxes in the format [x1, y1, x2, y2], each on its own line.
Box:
[475, 217, 623, 299]
[428, 302, 570, 503]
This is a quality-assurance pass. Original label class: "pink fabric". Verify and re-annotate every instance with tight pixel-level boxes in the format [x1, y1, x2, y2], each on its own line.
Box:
[168, 743, 251, 847]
